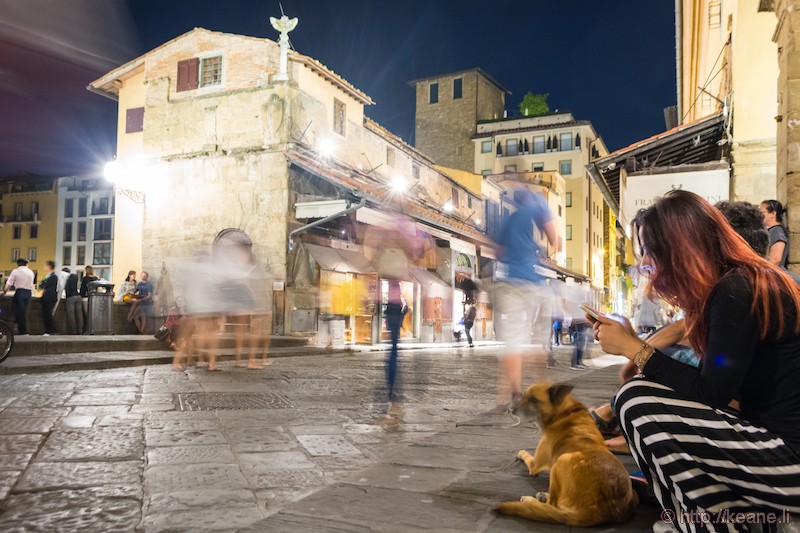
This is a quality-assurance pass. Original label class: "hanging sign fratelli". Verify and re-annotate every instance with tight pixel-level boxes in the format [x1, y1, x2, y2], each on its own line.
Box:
[623, 168, 730, 223]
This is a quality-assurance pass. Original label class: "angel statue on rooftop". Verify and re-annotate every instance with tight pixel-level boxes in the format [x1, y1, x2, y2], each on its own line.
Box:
[270, 14, 298, 81]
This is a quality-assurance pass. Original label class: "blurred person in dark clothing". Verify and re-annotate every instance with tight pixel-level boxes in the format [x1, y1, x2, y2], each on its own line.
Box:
[38, 260, 58, 335]
[64, 269, 83, 335]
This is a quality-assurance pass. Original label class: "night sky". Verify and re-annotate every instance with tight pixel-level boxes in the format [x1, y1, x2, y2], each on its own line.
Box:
[0, 0, 676, 176]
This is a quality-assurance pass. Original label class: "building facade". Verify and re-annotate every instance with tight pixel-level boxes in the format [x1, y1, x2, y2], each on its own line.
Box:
[472, 113, 610, 290]
[0, 176, 57, 284]
[89, 27, 494, 344]
[55, 177, 116, 281]
[411, 69, 506, 172]
[678, 0, 779, 203]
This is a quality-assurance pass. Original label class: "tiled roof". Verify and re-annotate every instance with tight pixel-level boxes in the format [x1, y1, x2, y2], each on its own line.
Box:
[89, 28, 374, 105]
[285, 147, 491, 246]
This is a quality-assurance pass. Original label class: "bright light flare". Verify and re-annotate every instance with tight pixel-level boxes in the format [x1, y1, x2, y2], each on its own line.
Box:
[391, 175, 407, 192]
[318, 139, 335, 158]
[442, 201, 454, 213]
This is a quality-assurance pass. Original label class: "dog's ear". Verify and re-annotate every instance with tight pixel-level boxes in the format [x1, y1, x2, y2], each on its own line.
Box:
[547, 383, 574, 406]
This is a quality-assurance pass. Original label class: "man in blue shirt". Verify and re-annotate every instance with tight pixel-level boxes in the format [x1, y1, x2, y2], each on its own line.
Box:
[493, 188, 556, 418]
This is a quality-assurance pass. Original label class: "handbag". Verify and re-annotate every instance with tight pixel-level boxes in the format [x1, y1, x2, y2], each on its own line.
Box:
[154, 326, 170, 341]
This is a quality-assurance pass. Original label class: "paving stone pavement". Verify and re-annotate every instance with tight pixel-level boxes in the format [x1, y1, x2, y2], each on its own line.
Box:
[0, 344, 661, 532]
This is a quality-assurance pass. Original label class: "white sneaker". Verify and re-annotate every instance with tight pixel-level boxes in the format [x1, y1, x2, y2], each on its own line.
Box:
[42, 333, 50, 337]
[653, 521, 679, 533]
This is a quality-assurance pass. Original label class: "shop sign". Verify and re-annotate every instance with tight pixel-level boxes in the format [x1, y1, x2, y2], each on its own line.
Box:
[623, 169, 729, 223]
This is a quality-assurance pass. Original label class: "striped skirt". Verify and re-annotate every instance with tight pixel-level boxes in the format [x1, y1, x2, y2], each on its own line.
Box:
[615, 378, 800, 533]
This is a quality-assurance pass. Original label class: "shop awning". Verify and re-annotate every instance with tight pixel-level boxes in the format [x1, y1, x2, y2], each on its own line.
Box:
[305, 243, 375, 274]
[295, 200, 347, 219]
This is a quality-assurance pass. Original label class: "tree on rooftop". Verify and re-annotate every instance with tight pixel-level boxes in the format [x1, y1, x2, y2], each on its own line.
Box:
[519, 92, 550, 117]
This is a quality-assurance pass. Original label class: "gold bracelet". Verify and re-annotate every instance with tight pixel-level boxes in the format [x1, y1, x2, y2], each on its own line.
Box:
[633, 342, 655, 371]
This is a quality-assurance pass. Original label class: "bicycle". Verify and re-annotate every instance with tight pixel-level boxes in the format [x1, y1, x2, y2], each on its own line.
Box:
[0, 308, 14, 364]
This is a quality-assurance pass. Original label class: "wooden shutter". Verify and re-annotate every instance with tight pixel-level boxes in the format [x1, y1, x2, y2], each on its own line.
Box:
[177, 58, 199, 92]
[125, 107, 144, 133]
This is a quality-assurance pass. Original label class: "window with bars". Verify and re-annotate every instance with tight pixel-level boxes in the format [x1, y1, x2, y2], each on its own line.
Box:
[200, 56, 223, 87]
[709, 0, 721, 29]
[333, 98, 346, 136]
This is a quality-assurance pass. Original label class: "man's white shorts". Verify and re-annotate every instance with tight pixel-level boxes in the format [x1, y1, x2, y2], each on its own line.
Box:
[493, 280, 553, 354]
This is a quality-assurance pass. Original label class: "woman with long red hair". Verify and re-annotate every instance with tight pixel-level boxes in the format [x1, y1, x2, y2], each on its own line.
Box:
[593, 190, 800, 528]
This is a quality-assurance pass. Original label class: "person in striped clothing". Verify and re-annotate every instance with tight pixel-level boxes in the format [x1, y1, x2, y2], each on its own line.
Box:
[593, 190, 800, 532]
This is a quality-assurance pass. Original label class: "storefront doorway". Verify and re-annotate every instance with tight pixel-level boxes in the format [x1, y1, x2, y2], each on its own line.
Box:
[379, 279, 416, 341]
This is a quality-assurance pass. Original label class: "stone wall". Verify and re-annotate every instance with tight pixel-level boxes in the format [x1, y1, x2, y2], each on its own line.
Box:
[414, 72, 504, 172]
[0, 296, 144, 336]
[773, 0, 800, 270]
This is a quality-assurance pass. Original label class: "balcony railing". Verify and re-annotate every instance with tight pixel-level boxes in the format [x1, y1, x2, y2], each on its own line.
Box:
[1, 213, 40, 224]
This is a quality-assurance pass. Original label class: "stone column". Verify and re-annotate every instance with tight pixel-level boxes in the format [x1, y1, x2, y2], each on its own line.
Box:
[774, 0, 800, 272]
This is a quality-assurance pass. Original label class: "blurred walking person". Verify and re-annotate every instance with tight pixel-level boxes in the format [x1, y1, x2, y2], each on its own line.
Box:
[79, 266, 98, 332]
[38, 260, 59, 335]
[3, 259, 35, 335]
[384, 280, 409, 414]
[464, 301, 477, 348]
[64, 269, 83, 335]
[760, 199, 789, 268]
[492, 188, 556, 417]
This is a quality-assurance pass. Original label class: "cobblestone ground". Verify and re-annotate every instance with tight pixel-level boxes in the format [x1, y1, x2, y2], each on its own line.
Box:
[0, 345, 629, 532]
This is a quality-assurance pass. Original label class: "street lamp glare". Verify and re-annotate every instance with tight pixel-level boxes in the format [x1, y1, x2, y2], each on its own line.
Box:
[318, 139, 335, 158]
[442, 201, 454, 213]
[391, 175, 407, 192]
[474, 218, 481, 225]
[104, 160, 123, 184]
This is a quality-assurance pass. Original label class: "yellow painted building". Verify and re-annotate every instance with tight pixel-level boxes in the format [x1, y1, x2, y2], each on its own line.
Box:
[0, 178, 58, 283]
[678, 0, 778, 202]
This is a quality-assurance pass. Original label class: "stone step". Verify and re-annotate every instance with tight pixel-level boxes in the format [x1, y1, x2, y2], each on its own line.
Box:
[8, 334, 308, 357]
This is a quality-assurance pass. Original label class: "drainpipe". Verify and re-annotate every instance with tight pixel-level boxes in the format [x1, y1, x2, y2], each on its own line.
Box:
[287, 190, 366, 251]
[675, 0, 684, 120]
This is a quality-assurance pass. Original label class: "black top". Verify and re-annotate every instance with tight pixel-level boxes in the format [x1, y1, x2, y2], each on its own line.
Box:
[38, 273, 59, 303]
[65, 274, 80, 298]
[79, 275, 98, 298]
[644, 272, 800, 451]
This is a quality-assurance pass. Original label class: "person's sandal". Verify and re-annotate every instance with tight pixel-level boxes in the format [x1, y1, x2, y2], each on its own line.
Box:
[590, 410, 621, 438]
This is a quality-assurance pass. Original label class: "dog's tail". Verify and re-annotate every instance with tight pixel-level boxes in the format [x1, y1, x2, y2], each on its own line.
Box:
[495, 500, 581, 525]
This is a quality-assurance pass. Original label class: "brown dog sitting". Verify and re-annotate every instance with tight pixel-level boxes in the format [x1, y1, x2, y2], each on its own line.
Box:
[495, 383, 638, 526]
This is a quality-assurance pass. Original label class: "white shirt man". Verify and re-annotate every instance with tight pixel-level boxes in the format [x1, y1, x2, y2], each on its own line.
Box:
[2, 259, 35, 335]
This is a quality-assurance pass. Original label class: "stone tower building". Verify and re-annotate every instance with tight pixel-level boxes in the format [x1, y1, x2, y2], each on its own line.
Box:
[410, 69, 507, 172]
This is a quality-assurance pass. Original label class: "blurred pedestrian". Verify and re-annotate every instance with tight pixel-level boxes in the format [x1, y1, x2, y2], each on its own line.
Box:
[3, 259, 34, 335]
[38, 260, 58, 335]
[385, 280, 407, 408]
[80, 266, 98, 329]
[64, 269, 83, 335]
[760, 199, 789, 268]
[157, 296, 186, 350]
[53, 267, 70, 313]
[464, 301, 477, 348]
[492, 187, 556, 417]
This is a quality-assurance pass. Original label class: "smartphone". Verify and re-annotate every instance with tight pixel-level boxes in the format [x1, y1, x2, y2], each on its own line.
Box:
[579, 304, 604, 322]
